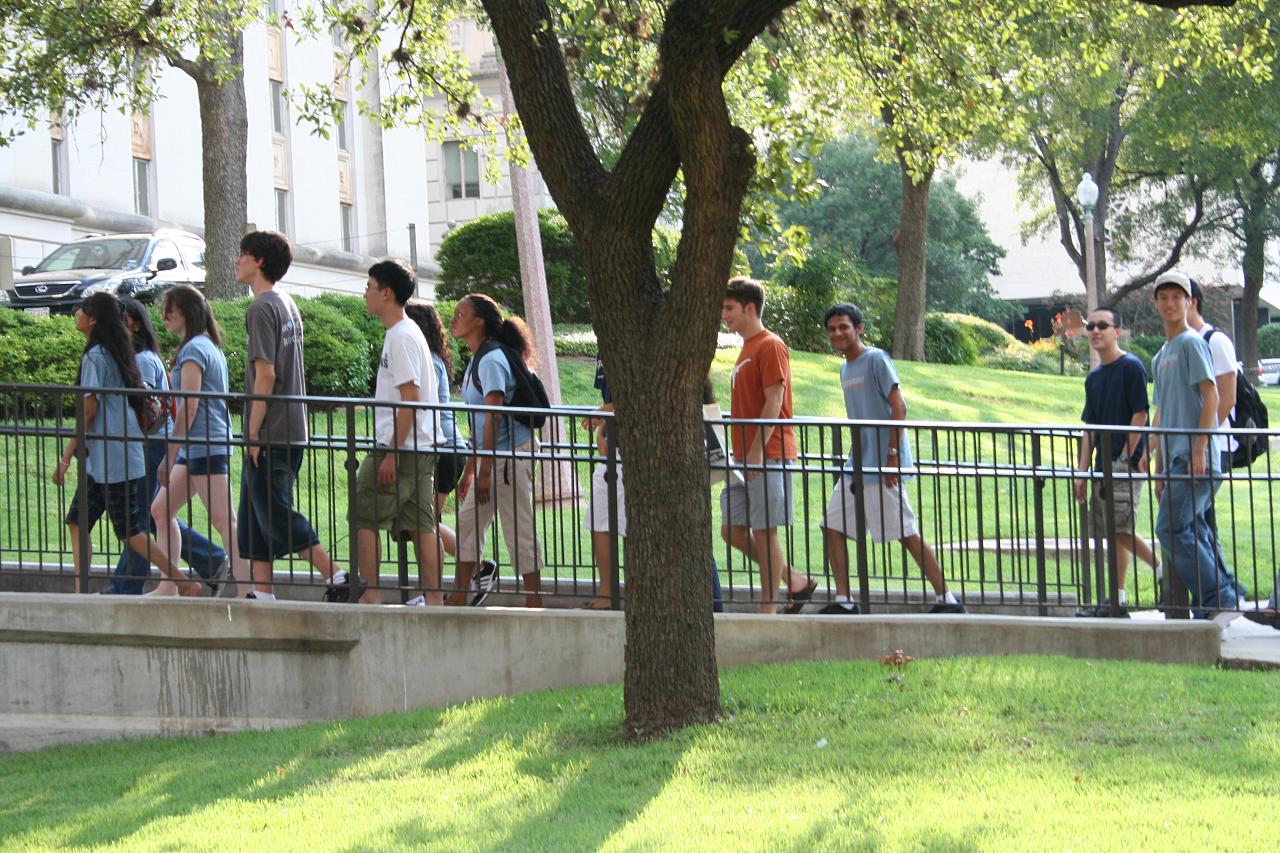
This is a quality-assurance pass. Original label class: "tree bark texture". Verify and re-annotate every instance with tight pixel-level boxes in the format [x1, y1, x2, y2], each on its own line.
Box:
[481, 0, 794, 735]
[192, 32, 248, 300]
[891, 154, 931, 362]
[1238, 182, 1267, 376]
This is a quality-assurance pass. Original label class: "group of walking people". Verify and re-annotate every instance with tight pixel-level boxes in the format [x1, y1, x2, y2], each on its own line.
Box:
[50, 232, 1279, 623]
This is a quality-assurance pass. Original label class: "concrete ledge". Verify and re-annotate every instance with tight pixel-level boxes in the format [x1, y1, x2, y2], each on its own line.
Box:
[0, 592, 1220, 752]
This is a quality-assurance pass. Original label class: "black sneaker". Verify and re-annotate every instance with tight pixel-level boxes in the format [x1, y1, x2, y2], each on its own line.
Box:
[322, 570, 367, 603]
[929, 601, 966, 614]
[207, 558, 231, 598]
[1094, 603, 1130, 619]
[470, 560, 499, 607]
[818, 602, 859, 615]
[1075, 605, 1099, 618]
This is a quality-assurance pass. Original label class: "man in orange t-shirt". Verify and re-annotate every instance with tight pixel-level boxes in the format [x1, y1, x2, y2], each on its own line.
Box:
[720, 277, 816, 614]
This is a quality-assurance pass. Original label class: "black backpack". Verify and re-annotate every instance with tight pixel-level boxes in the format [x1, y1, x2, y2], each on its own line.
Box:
[468, 341, 550, 430]
[1203, 328, 1269, 469]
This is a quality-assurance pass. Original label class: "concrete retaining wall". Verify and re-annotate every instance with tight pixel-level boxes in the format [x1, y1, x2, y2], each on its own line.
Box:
[0, 592, 1221, 752]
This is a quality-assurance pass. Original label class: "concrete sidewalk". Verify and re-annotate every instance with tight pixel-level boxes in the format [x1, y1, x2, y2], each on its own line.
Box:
[1128, 607, 1280, 670]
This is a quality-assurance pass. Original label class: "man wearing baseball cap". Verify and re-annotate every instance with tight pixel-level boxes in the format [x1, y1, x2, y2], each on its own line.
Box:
[1149, 271, 1238, 617]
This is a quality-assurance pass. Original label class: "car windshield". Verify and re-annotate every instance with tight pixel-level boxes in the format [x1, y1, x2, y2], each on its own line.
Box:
[34, 239, 149, 273]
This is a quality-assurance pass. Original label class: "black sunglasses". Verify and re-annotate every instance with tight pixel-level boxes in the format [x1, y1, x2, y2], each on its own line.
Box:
[1085, 321, 1114, 331]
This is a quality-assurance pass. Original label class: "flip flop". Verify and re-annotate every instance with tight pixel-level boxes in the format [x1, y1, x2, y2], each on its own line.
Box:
[783, 578, 818, 615]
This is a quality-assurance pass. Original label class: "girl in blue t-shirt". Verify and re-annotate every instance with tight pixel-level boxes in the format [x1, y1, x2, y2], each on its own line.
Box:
[149, 285, 246, 597]
[52, 293, 174, 593]
[101, 298, 229, 594]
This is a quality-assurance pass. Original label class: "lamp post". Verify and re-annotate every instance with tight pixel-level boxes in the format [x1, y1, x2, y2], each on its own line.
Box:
[1076, 172, 1100, 368]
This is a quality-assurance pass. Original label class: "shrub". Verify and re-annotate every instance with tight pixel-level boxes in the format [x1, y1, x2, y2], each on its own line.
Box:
[935, 312, 1015, 354]
[923, 313, 979, 365]
[1123, 333, 1164, 376]
[435, 209, 590, 323]
[766, 257, 893, 353]
[0, 310, 82, 386]
[1257, 322, 1280, 359]
[979, 339, 1085, 376]
[294, 300, 374, 398]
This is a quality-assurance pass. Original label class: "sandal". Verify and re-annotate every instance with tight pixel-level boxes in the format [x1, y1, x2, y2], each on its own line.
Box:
[783, 578, 818, 615]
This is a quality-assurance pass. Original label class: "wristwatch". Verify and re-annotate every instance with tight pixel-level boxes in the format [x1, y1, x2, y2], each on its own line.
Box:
[886, 447, 899, 456]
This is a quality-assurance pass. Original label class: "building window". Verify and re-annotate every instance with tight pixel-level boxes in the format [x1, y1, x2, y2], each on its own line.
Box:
[275, 188, 290, 234]
[442, 141, 480, 199]
[270, 80, 287, 135]
[339, 203, 353, 252]
[336, 101, 351, 152]
[133, 158, 151, 217]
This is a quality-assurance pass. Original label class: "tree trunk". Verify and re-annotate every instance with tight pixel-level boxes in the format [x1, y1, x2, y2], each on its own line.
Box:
[891, 154, 932, 361]
[193, 33, 248, 300]
[1238, 178, 1267, 377]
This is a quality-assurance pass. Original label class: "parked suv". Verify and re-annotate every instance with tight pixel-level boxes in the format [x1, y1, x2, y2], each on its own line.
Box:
[2, 230, 206, 316]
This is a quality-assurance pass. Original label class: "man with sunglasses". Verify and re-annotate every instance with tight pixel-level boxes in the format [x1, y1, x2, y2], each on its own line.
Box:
[1074, 308, 1157, 617]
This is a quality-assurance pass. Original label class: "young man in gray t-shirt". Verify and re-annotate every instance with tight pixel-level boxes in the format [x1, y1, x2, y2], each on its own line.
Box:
[235, 231, 357, 602]
[1149, 271, 1237, 616]
[817, 303, 963, 615]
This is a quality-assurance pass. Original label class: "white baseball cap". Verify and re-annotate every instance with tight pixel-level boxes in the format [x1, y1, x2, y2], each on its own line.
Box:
[1152, 270, 1192, 297]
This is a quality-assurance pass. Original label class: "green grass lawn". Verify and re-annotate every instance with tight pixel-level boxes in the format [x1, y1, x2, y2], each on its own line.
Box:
[3, 356, 1277, 603]
[1, 656, 1275, 851]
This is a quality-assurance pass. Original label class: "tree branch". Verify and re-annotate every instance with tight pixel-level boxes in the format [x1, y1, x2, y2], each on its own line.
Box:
[1107, 177, 1210, 302]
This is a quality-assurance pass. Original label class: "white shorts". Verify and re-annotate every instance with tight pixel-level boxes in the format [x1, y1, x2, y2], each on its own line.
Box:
[584, 463, 626, 536]
[821, 476, 919, 543]
[455, 444, 544, 576]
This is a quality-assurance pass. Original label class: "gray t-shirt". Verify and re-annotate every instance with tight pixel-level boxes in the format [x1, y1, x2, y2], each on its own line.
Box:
[1152, 329, 1217, 468]
[840, 347, 912, 482]
[433, 353, 465, 450]
[135, 349, 172, 438]
[245, 290, 308, 445]
[461, 347, 534, 451]
[173, 333, 233, 459]
[80, 344, 145, 484]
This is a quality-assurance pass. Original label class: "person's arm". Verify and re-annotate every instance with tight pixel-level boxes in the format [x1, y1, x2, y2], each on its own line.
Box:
[377, 381, 420, 485]
[883, 385, 907, 489]
[245, 358, 275, 465]
[1215, 369, 1236, 426]
[161, 360, 204, 483]
[746, 381, 785, 473]
[1075, 429, 1093, 504]
[1125, 410, 1148, 460]
[1151, 407, 1166, 502]
[1191, 378, 1219, 477]
[53, 393, 97, 486]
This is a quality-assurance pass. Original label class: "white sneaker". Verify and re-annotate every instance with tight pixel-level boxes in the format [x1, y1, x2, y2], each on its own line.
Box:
[470, 560, 499, 606]
[405, 595, 426, 607]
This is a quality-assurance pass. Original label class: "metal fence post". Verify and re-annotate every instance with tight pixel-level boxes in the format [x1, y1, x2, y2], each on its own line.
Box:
[1099, 431, 1122, 616]
[850, 426, 871, 613]
[344, 404, 363, 600]
[73, 391, 90, 593]
[1031, 432, 1048, 616]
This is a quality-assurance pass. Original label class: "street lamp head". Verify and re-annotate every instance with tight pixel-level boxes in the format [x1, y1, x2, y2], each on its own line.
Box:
[1076, 172, 1099, 211]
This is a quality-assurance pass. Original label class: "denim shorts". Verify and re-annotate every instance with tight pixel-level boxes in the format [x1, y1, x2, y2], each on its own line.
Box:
[180, 454, 230, 476]
[65, 476, 149, 540]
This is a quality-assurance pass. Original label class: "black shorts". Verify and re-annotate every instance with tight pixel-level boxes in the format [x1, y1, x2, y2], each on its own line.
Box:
[435, 450, 467, 496]
[65, 477, 149, 540]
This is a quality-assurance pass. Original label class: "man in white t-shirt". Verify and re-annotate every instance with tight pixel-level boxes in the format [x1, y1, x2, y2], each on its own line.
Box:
[355, 260, 442, 604]
[1186, 278, 1248, 601]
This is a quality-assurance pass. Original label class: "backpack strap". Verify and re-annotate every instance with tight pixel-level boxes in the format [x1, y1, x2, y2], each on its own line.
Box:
[1202, 327, 1217, 344]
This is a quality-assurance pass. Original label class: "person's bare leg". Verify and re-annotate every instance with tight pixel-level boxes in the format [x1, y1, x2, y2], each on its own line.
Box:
[67, 524, 88, 594]
[447, 561, 476, 606]
[356, 528, 381, 604]
[250, 559, 273, 595]
[192, 472, 248, 594]
[901, 534, 947, 596]
[1116, 532, 1158, 569]
[751, 529, 786, 613]
[299, 543, 337, 580]
[435, 494, 457, 558]
[413, 530, 443, 605]
[824, 526, 852, 599]
[584, 530, 614, 609]
[132, 533, 196, 596]
[522, 570, 543, 608]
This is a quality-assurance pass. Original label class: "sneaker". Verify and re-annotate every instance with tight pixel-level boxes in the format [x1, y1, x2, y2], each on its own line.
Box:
[470, 560, 499, 607]
[1093, 603, 1130, 619]
[322, 570, 367, 604]
[207, 558, 231, 598]
[929, 602, 966, 614]
[1074, 605, 1099, 618]
[405, 595, 426, 607]
[818, 601, 859, 615]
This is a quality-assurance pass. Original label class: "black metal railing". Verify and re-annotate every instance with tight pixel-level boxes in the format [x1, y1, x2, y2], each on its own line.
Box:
[1, 382, 1275, 617]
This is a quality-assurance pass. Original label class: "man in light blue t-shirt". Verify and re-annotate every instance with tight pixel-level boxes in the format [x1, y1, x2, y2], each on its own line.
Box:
[1150, 271, 1237, 616]
[815, 303, 963, 615]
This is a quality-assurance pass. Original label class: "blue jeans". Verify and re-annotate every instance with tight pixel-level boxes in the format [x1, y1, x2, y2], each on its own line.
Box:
[1156, 457, 1238, 614]
[1206, 450, 1248, 600]
[103, 440, 228, 595]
